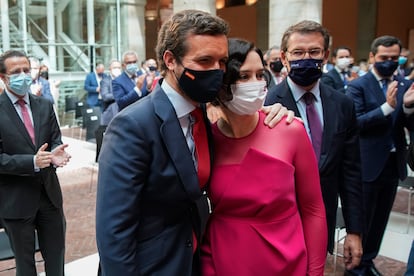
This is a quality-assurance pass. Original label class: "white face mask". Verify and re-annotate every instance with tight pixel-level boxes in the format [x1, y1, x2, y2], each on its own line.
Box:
[225, 80, 267, 115]
[336, 57, 350, 70]
[111, 68, 122, 78]
[30, 69, 39, 80]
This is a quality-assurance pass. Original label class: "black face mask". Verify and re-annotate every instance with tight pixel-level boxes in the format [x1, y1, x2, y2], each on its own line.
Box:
[177, 67, 224, 103]
[374, 60, 399, 78]
[148, 66, 157, 72]
[40, 71, 49, 80]
[270, 60, 284, 73]
[288, 59, 323, 87]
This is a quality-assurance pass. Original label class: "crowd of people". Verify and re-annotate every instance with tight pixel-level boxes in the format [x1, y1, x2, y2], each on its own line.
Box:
[1, 8, 414, 276]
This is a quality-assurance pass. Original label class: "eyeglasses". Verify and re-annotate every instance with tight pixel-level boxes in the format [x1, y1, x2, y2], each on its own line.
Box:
[286, 48, 324, 59]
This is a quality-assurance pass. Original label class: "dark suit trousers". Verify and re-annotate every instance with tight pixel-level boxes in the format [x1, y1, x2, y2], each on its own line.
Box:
[361, 153, 398, 264]
[2, 187, 66, 276]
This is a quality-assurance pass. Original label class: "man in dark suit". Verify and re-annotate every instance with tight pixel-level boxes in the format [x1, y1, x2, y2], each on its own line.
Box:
[84, 63, 105, 107]
[0, 50, 71, 276]
[112, 51, 151, 110]
[346, 35, 414, 276]
[95, 10, 229, 276]
[321, 46, 357, 94]
[96, 10, 293, 276]
[264, 20, 364, 271]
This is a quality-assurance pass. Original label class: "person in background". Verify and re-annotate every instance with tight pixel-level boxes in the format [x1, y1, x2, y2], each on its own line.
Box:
[100, 59, 121, 127]
[112, 51, 149, 110]
[29, 57, 54, 104]
[264, 20, 364, 271]
[201, 38, 327, 275]
[398, 48, 413, 78]
[346, 35, 414, 276]
[144, 58, 161, 92]
[264, 45, 287, 88]
[321, 46, 357, 93]
[84, 63, 105, 108]
[0, 50, 71, 276]
[39, 64, 61, 124]
[96, 9, 292, 276]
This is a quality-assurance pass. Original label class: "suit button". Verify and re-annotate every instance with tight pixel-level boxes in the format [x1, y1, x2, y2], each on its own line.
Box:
[185, 240, 192, 247]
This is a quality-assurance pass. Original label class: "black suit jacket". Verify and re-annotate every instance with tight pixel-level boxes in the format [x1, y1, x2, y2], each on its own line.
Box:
[320, 69, 347, 94]
[265, 79, 363, 252]
[0, 92, 63, 219]
[96, 83, 213, 275]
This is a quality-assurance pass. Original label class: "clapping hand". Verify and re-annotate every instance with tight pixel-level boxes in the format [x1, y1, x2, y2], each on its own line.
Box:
[51, 144, 71, 167]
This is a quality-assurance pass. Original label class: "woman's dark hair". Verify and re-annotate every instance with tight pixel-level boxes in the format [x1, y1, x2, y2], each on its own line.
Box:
[214, 38, 267, 105]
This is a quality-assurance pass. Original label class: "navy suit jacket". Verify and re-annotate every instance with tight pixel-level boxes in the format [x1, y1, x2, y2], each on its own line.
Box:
[346, 71, 414, 182]
[96, 83, 213, 275]
[84, 72, 101, 107]
[320, 69, 347, 94]
[112, 72, 148, 110]
[0, 92, 63, 218]
[265, 79, 363, 252]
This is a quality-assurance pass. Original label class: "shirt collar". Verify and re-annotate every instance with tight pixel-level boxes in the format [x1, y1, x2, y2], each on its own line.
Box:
[5, 90, 30, 105]
[287, 77, 321, 104]
[371, 67, 392, 82]
[161, 80, 195, 119]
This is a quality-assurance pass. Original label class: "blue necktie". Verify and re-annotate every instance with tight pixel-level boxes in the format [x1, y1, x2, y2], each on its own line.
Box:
[342, 71, 348, 88]
[381, 79, 388, 96]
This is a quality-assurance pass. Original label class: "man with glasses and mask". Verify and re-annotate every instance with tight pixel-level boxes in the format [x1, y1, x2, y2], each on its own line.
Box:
[96, 9, 293, 276]
[0, 50, 71, 276]
[265, 20, 364, 272]
[346, 35, 414, 276]
[112, 50, 150, 110]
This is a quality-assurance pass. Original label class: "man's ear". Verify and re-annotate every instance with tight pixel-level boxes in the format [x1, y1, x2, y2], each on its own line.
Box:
[323, 49, 330, 64]
[281, 51, 289, 68]
[164, 50, 177, 71]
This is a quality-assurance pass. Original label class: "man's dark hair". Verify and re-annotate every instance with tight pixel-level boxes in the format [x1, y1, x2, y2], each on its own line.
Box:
[0, 50, 29, 74]
[370, 35, 402, 55]
[332, 46, 352, 58]
[156, 9, 229, 75]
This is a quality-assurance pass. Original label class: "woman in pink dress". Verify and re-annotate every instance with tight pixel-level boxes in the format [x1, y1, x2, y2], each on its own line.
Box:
[200, 38, 327, 276]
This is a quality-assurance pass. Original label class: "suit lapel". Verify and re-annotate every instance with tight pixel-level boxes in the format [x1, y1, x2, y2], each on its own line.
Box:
[274, 80, 301, 116]
[0, 93, 36, 149]
[366, 72, 387, 105]
[152, 89, 202, 199]
[319, 85, 336, 169]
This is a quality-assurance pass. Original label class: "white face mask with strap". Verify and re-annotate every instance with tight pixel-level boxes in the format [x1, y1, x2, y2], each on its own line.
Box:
[225, 80, 267, 115]
[336, 57, 351, 70]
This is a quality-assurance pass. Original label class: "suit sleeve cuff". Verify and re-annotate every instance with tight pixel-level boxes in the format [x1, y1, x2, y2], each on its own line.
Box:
[381, 102, 394, 116]
[134, 87, 142, 97]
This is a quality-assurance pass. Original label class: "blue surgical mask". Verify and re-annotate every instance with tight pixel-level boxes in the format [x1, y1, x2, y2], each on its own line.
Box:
[399, 56, 408, 65]
[126, 63, 138, 75]
[8, 73, 32, 96]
